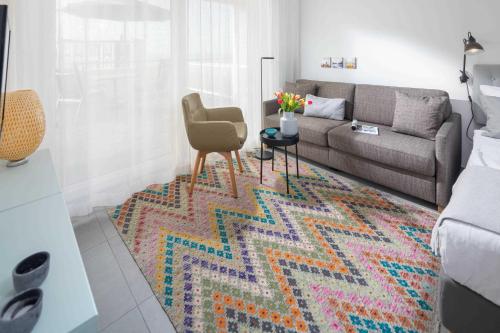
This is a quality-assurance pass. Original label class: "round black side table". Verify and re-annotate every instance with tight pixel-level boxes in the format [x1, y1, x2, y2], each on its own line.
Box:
[259, 127, 299, 194]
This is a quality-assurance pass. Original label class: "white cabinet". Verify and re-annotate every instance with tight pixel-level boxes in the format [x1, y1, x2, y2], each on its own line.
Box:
[0, 150, 98, 333]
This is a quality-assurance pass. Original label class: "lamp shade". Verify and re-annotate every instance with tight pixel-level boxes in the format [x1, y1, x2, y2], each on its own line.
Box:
[464, 32, 484, 55]
[0, 90, 45, 166]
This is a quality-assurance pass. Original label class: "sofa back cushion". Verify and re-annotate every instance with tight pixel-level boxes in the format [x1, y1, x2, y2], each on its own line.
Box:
[392, 92, 449, 140]
[297, 80, 355, 119]
[353, 84, 451, 126]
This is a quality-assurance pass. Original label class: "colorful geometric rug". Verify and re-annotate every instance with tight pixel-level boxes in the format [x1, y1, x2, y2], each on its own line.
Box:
[109, 151, 440, 333]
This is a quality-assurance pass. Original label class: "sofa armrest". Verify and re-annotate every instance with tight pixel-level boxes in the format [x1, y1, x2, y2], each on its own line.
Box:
[263, 99, 280, 117]
[436, 112, 462, 207]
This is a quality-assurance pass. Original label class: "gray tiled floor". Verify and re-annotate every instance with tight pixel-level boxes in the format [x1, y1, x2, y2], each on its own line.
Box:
[73, 208, 176, 333]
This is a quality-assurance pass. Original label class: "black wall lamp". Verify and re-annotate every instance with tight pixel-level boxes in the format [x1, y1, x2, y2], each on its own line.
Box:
[459, 32, 484, 84]
[460, 32, 485, 140]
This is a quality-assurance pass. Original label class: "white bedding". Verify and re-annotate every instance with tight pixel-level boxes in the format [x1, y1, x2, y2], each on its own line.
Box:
[432, 129, 500, 306]
[467, 130, 500, 170]
[438, 221, 500, 306]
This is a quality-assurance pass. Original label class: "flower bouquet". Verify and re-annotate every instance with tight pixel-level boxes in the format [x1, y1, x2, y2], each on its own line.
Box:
[275, 91, 308, 113]
[274, 91, 312, 137]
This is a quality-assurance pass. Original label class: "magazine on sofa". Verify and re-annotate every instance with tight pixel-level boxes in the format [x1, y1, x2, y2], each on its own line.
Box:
[354, 125, 379, 135]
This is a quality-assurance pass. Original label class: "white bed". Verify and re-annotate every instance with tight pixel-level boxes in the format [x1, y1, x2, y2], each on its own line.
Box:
[432, 130, 500, 307]
[467, 130, 500, 170]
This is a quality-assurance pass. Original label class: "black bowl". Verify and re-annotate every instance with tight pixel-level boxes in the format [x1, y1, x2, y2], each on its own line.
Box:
[12, 252, 50, 292]
[0, 288, 43, 333]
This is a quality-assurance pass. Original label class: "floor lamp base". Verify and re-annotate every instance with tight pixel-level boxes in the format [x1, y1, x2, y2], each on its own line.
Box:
[254, 149, 273, 161]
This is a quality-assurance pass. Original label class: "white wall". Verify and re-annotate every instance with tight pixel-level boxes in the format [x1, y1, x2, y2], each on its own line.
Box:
[299, 0, 500, 164]
[300, 0, 500, 99]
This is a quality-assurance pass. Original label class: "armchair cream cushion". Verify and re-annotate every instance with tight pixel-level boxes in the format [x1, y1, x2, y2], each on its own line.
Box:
[182, 93, 247, 198]
[182, 93, 247, 152]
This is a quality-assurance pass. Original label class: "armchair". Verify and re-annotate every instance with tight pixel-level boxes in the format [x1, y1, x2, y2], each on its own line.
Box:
[182, 93, 247, 198]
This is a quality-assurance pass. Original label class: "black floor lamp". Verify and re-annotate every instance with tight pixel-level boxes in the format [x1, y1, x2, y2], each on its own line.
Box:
[459, 31, 485, 140]
[255, 56, 275, 160]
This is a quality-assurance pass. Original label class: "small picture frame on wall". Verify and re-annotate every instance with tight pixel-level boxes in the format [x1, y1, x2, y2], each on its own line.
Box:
[321, 56, 358, 69]
[344, 57, 357, 69]
[321, 57, 331, 68]
[331, 57, 344, 69]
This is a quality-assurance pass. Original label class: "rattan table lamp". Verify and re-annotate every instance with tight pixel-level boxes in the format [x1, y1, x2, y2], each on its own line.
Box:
[0, 90, 45, 167]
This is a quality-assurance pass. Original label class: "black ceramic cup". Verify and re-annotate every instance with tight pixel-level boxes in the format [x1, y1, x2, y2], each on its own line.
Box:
[12, 251, 50, 292]
[0, 288, 43, 333]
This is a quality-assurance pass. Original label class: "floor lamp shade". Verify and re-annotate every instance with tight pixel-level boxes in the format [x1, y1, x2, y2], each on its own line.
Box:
[0, 90, 45, 166]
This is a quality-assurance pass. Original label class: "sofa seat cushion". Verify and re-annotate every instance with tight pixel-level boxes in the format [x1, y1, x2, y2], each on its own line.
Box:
[328, 122, 436, 176]
[265, 113, 347, 147]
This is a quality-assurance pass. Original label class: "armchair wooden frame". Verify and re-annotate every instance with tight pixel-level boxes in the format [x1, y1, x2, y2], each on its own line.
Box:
[189, 151, 244, 198]
[182, 93, 247, 198]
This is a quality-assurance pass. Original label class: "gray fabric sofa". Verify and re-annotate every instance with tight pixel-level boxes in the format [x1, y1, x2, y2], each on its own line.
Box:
[263, 80, 462, 208]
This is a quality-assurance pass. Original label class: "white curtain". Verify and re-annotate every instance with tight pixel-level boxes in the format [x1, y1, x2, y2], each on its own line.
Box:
[6, 0, 299, 216]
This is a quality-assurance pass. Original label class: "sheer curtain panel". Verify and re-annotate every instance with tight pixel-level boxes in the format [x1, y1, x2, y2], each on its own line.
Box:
[6, 0, 299, 216]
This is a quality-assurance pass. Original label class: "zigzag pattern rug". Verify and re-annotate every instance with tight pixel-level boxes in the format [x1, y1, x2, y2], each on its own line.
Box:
[110, 151, 439, 333]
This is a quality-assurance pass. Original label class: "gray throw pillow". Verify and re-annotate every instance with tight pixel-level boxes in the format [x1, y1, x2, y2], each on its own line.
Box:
[392, 91, 448, 140]
[480, 93, 500, 138]
[283, 82, 316, 113]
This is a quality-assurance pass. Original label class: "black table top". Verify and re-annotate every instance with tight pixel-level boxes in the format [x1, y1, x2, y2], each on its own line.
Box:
[260, 127, 299, 147]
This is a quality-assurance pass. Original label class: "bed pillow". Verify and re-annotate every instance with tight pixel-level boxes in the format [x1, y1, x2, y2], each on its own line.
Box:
[480, 85, 500, 139]
[392, 91, 448, 140]
[480, 84, 500, 97]
[283, 82, 316, 113]
[478, 138, 500, 170]
[303, 94, 345, 120]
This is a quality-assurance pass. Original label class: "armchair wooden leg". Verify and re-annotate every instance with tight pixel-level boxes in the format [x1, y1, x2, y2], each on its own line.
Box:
[199, 154, 206, 173]
[223, 152, 238, 198]
[189, 151, 203, 195]
[235, 150, 244, 173]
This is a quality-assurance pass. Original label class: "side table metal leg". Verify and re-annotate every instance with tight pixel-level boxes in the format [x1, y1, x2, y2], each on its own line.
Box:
[296, 144, 299, 179]
[260, 142, 263, 184]
[272, 147, 275, 171]
[285, 146, 289, 194]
